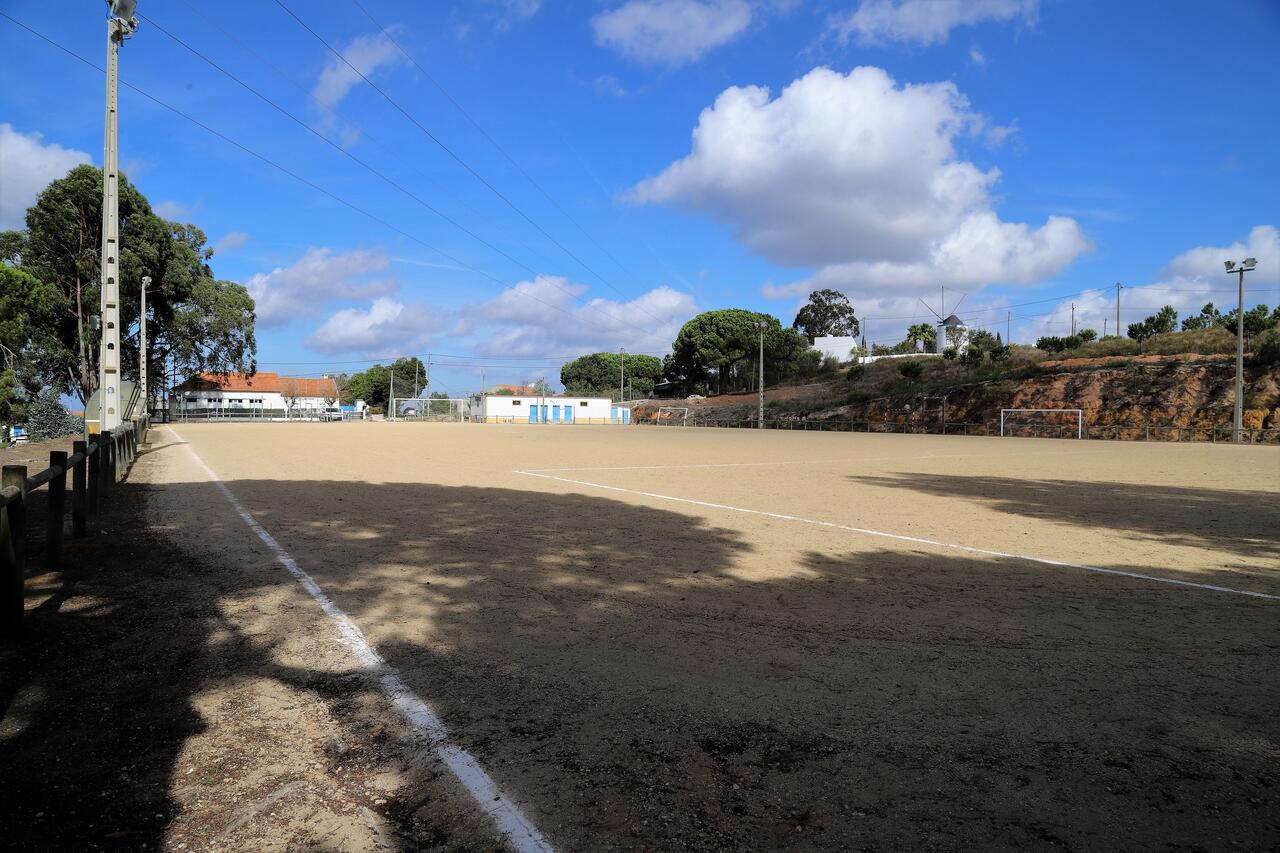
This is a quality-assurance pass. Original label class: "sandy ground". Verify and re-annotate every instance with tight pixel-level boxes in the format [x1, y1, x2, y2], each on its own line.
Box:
[6, 422, 1280, 850]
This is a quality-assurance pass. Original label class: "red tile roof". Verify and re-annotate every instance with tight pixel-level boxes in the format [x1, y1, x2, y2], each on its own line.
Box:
[177, 372, 338, 398]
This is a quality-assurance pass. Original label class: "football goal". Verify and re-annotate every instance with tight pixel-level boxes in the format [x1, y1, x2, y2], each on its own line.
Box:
[1000, 408, 1084, 439]
[656, 407, 690, 426]
[391, 397, 469, 422]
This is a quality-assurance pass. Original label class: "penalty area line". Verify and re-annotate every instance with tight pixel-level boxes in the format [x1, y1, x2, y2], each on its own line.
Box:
[512, 469, 1279, 602]
[167, 428, 554, 853]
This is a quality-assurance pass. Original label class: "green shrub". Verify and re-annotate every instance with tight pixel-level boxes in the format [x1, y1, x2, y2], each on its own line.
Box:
[1253, 327, 1280, 367]
[27, 388, 83, 440]
[897, 360, 925, 381]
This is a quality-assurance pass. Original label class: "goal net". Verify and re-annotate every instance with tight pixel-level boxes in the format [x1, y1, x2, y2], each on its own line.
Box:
[656, 406, 690, 426]
[391, 397, 469, 422]
[1000, 408, 1084, 439]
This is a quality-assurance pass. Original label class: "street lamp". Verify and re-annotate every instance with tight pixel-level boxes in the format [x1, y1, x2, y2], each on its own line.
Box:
[97, 0, 139, 432]
[1224, 257, 1258, 443]
[755, 319, 767, 429]
[140, 274, 150, 417]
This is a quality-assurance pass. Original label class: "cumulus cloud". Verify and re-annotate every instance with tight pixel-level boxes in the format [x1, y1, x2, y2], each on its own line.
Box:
[306, 296, 444, 355]
[1024, 225, 1279, 341]
[465, 274, 697, 356]
[631, 66, 1088, 301]
[593, 0, 753, 66]
[245, 247, 397, 327]
[153, 200, 193, 221]
[828, 0, 1038, 46]
[310, 32, 402, 144]
[212, 231, 249, 254]
[493, 0, 542, 30]
[0, 124, 92, 229]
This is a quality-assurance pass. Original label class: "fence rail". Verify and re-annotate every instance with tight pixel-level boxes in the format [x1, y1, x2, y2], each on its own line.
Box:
[637, 417, 1279, 444]
[2, 416, 149, 635]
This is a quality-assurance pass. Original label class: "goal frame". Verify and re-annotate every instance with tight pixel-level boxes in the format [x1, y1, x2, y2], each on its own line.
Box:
[656, 406, 690, 426]
[1000, 408, 1084, 439]
[391, 397, 470, 422]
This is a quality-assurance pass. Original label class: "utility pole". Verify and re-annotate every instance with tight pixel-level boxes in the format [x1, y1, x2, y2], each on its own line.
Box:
[1006, 311, 1011, 344]
[98, 2, 138, 432]
[389, 370, 394, 421]
[425, 353, 431, 407]
[1070, 303, 1076, 337]
[1103, 318, 1108, 338]
[755, 320, 767, 429]
[139, 274, 149, 416]
[1115, 282, 1123, 339]
[1225, 258, 1258, 442]
[619, 348, 625, 403]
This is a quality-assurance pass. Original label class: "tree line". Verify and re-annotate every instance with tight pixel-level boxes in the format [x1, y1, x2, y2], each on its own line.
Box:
[1, 165, 257, 431]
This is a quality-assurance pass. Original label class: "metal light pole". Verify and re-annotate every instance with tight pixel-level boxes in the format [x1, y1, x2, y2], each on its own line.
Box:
[139, 274, 149, 416]
[755, 320, 767, 429]
[98, 1, 138, 432]
[1114, 282, 1123, 339]
[1224, 258, 1258, 443]
[619, 348, 625, 403]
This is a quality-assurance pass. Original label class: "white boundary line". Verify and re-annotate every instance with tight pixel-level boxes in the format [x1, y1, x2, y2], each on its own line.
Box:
[168, 428, 554, 853]
[513, 469, 1279, 602]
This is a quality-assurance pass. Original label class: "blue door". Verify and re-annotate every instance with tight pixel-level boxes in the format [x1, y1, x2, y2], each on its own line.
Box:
[551, 405, 561, 423]
[623, 408, 631, 424]
[527, 405, 537, 424]
[564, 406, 574, 424]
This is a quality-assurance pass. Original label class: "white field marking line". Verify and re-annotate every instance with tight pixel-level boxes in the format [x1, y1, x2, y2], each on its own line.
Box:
[512, 469, 1280, 602]
[167, 428, 553, 853]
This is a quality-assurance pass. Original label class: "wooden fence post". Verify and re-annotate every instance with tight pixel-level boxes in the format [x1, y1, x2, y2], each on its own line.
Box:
[2, 466, 28, 631]
[72, 441, 87, 537]
[47, 451, 67, 571]
[87, 438, 100, 519]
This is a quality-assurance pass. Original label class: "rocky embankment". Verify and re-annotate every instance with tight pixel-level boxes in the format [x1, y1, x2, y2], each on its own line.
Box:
[638, 355, 1280, 437]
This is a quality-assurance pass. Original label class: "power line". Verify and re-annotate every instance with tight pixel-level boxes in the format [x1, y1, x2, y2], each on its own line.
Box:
[272, 0, 667, 324]
[347, 0, 670, 322]
[137, 11, 634, 330]
[0, 12, 604, 329]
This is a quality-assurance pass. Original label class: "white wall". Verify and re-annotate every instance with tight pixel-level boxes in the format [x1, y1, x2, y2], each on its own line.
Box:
[475, 395, 614, 422]
[811, 336, 860, 363]
[176, 389, 331, 410]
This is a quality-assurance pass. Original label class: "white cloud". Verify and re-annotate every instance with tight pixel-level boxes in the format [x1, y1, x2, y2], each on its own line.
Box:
[594, 74, 630, 98]
[969, 45, 987, 66]
[153, 200, 193, 220]
[466, 274, 696, 356]
[306, 296, 444, 355]
[310, 32, 403, 144]
[829, 0, 1038, 46]
[631, 66, 1088, 300]
[1161, 225, 1279, 286]
[1024, 225, 1279, 341]
[244, 247, 397, 327]
[593, 0, 753, 66]
[0, 124, 92, 230]
[212, 231, 249, 254]
[493, 0, 542, 30]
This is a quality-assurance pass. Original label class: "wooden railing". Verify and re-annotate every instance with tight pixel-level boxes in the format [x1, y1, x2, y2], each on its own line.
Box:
[1, 416, 149, 635]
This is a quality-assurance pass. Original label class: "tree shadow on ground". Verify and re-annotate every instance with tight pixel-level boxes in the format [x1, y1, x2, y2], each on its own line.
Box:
[2, 465, 1278, 851]
[851, 472, 1280, 561]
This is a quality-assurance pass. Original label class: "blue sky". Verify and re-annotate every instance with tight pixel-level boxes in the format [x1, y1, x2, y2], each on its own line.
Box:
[2, 0, 1277, 394]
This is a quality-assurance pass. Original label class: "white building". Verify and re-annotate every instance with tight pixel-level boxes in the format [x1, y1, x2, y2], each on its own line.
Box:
[937, 314, 971, 354]
[810, 336, 860, 363]
[173, 372, 340, 416]
[471, 395, 627, 424]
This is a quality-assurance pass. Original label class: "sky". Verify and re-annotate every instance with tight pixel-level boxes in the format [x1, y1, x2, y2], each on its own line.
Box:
[2, 0, 1278, 395]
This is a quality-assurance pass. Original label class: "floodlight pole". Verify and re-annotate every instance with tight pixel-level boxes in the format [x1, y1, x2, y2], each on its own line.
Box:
[1226, 261, 1256, 443]
[139, 274, 149, 416]
[98, 11, 135, 432]
[619, 347, 625, 403]
[756, 320, 766, 429]
[1115, 282, 1123, 339]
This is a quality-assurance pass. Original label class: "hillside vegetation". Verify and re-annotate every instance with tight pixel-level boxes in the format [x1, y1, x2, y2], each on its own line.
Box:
[636, 326, 1280, 437]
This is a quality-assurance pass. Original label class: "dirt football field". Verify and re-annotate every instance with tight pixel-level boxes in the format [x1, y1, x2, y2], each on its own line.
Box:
[128, 424, 1280, 848]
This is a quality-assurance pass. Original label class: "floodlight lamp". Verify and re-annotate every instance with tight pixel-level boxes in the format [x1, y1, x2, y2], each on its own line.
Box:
[1224, 260, 1236, 272]
[1242, 258, 1258, 270]
[89, 315, 101, 331]
[108, 0, 137, 19]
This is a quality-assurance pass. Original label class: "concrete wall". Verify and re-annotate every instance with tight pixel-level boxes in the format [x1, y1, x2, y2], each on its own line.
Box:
[811, 336, 860, 363]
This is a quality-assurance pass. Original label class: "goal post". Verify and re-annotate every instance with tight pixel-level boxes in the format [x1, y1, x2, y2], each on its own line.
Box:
[1000, 408, 1084, 439]
[656, 406, 690, 426]
[391, 397, 470, 422]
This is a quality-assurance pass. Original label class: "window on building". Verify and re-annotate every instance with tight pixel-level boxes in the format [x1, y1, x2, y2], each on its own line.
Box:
[580, 401, 589, 407]
[512, 400, 522, 405]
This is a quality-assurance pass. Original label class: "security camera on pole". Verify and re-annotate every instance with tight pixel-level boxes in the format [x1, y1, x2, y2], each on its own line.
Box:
[1223, 257, 1258, 443]
[98, 0, 139, 432]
